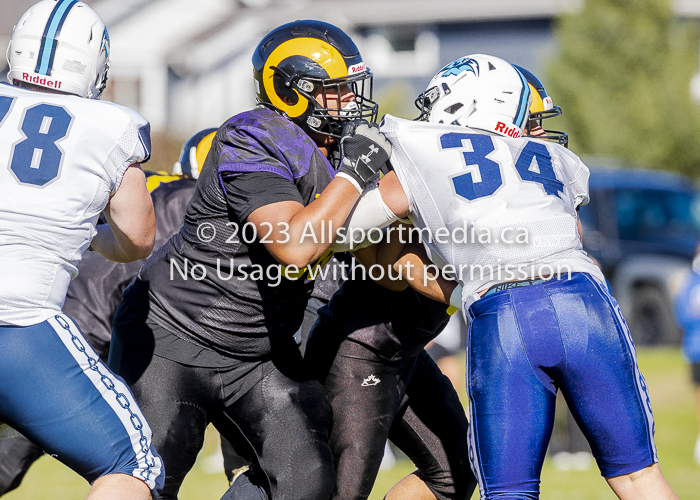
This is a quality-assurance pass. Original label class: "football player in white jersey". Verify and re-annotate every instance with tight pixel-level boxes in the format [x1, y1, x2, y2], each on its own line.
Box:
[0, 1, 163, 498]
[346, 54, 677, 499]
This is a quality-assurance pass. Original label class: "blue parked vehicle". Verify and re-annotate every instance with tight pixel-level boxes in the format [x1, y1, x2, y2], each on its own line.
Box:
[578, 164, 700, 345]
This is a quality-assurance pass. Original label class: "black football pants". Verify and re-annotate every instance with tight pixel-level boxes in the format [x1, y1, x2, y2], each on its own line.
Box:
[306, 337, 476, 500]
[109, 303, 335, 500]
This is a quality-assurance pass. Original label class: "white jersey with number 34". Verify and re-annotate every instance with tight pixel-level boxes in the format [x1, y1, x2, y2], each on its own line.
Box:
[380, 114, 604, 300]
[0, 83, 150, 326]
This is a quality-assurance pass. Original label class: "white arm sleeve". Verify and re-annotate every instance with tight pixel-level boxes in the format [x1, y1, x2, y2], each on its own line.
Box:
[329, 183, 399, 252]
[558, 147, 590, 209]
[101, 103, 151, 195]
[569, 159, 590, 209]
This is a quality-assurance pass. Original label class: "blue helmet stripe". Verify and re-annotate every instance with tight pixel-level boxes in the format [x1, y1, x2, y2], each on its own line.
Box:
[513, 66, 531, 129]
[35, 0, 79, 76]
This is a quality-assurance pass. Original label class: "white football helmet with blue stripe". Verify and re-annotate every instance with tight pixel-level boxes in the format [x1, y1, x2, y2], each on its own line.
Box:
[6, 0, 110, 99]
[416, 54, 532, 139]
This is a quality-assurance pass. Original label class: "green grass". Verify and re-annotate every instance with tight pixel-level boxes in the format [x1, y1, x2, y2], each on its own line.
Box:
[4, 348, 698, 499]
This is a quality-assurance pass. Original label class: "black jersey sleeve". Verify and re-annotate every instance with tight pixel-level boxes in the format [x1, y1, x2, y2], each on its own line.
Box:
[222, 171, 304, 222]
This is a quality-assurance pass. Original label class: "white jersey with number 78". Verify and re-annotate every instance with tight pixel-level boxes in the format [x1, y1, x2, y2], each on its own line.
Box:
[0, 83, 150, 326]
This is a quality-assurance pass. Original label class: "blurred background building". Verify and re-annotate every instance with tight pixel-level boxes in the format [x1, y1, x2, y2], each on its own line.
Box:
[1, 0, 697, 136]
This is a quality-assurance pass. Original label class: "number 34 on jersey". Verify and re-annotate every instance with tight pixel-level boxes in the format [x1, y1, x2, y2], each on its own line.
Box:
[441, 132, 564, 202]
[381, 114, 590, 230]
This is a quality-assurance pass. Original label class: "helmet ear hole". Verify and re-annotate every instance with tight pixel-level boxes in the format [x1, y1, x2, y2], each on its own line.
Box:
[273, 74, 300, 106]
[444, 103, 463, 115]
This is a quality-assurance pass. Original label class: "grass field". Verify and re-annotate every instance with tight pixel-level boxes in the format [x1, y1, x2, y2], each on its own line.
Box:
[4, 347, 699, 499]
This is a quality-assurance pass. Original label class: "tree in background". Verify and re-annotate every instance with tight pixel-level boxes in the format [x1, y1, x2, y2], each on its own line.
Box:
[375, 81, 419, 120]
[548, 0, 700, 175]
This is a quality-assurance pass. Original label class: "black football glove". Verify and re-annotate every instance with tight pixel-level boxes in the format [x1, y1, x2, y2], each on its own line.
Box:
[339, 120, 391, 190]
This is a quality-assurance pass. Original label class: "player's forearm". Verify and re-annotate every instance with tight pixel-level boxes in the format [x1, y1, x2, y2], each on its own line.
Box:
[577, 217, 583, 246]
[90, 223, 150, 263]
[393, 243, 458, 304]
[376, 222, 410, 267]
[100, 165, 156, 262]
[354, 221, 410, 291]
[262, 177, 362, 268]
[352, 241, 409, 292]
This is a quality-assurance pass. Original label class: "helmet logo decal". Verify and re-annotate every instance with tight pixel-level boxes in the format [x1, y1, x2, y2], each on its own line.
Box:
[263, 38, 348, 118]
[495, 122, 521, 138]
[543, 96, 553, 110]
[20, 72, 63, 89]
[439, 57, 479, 78]
[100, 27, 110, 59]
[349, 62, 366, 74]
[35, 0, 79, 76]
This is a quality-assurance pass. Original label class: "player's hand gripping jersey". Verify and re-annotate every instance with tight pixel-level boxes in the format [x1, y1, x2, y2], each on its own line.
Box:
[0, 83, 150, 326]
[381, 114, 604, 301]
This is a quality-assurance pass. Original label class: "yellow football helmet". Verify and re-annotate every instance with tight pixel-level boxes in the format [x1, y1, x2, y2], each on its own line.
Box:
[513, 65, 568, 148]
[172, 128, 217, 179]
[252, 20, 377, 138]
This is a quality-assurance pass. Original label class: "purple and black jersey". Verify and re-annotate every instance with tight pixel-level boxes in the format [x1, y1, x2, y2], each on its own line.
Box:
[125, 106, 337, 360]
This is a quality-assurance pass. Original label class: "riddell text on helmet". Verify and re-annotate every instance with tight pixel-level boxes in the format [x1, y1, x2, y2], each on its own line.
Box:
[21, 73, 63, 89]
[495, 121, 521, 138]
[349, 62, 366, 74]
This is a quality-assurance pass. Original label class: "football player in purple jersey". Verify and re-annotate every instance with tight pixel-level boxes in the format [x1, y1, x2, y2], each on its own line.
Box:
[109, 20, 391, 500]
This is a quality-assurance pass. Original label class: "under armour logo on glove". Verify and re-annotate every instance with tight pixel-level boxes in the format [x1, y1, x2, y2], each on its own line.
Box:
[360, 144, 380, 162]
[338, 120, 391, 192]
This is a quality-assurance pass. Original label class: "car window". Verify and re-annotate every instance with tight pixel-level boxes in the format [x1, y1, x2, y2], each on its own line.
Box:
[614, 188, 700, 241]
